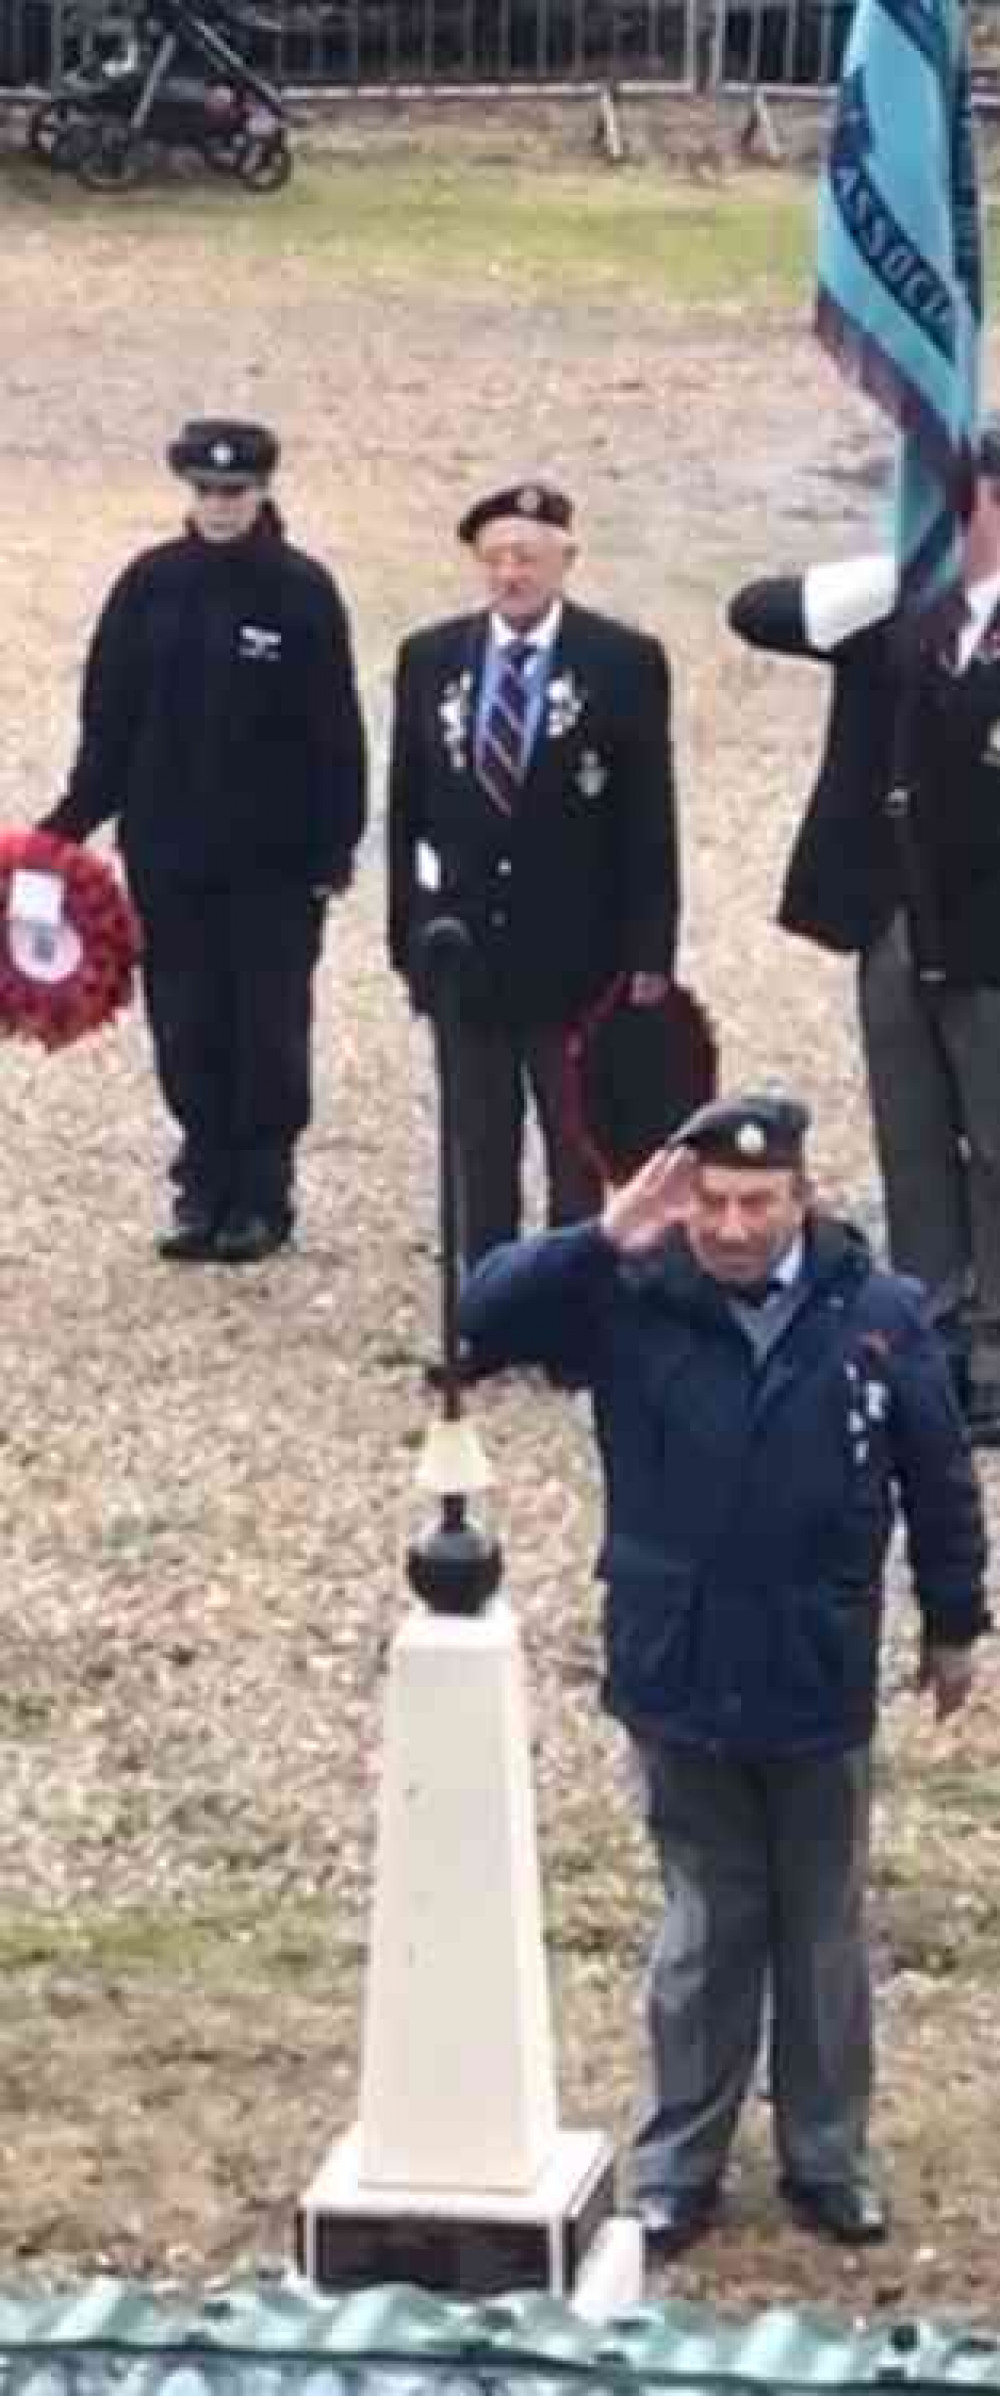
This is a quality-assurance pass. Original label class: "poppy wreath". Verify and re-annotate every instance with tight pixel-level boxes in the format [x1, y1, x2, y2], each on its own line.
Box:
[0, 829, 142, 1050]
[563, 972, 719, 1186]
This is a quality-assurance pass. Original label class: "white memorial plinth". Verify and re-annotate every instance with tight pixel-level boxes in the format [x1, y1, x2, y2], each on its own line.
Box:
[296, 1589, 642, 2309]
[358, 1599, 556, 2191]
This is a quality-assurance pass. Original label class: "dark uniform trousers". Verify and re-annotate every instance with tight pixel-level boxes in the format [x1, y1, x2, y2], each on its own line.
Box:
[142, 885, 324, 1224]
[453, 1018, 602, 1265]
[859, 915, 1000, 1396]
[630, 1743, 872, 2198]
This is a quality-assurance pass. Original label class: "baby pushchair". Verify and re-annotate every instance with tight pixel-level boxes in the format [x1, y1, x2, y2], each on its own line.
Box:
[30, 0, 292, 191]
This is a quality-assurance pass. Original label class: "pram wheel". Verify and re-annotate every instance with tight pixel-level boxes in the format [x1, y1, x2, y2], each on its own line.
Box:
[200, 129, 245, 172]
[73, 123, 145, 191]
[28, 99, 80, 167]
[234, 130, 292, 191]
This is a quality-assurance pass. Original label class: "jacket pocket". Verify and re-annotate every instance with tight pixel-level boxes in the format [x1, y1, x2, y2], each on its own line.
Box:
[603, 1537, 696, 1708]
[776, 1582, 880, 1719]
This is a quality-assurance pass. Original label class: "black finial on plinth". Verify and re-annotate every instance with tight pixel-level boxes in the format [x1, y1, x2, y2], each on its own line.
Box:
[408, 914, 502, 1618]
[407, 1498, 502, 1618]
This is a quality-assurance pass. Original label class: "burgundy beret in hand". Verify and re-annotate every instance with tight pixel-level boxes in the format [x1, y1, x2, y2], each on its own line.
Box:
[564, 977, 718, 1185]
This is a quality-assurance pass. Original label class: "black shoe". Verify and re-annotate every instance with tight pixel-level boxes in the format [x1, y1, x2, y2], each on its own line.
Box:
[213, 1212, 292, 1266]
[780, 2175, 888, 2245]
[157, 1200, 219, 1262]
[635, 2182, 721, 2259]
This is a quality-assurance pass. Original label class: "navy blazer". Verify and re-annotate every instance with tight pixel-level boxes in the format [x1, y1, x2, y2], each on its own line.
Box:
[387, 599, 678, 1026]
[730, 572, 1000, 982]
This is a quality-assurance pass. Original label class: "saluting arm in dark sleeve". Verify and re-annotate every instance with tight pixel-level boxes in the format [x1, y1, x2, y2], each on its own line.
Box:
[309, 578, 367, 891]
[728, 556, 897, 661]
[889, 1306, 991, 1649]
[42, 567, 142, 841]
[617, 636, 679, 975]
[386, 637, 422, 977]
[458, 1220, 616, 1388]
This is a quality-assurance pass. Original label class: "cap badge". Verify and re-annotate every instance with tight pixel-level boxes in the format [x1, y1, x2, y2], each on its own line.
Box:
[736, 1121, 767, 1157]
[211, 440, 234, 468]
[517, 485, 542, 516]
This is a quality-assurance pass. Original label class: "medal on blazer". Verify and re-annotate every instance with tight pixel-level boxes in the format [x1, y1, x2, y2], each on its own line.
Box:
[545, 670, 584, 739]
[576, 746, 608, 799]
[438, 672, 473, 772]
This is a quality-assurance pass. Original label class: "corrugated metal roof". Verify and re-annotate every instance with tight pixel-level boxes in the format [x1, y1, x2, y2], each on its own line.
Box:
[0, 2283, 999, 2396]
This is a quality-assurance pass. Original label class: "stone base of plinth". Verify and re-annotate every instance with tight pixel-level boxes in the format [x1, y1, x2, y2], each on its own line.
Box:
[295, 2124, 642, 2308]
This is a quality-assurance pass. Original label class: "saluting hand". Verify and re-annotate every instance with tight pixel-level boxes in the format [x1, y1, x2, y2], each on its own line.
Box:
[601, 1146, 696, 1257]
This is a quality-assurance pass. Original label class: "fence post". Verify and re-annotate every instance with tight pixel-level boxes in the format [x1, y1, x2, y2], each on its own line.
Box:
[52, 0, 66, 85]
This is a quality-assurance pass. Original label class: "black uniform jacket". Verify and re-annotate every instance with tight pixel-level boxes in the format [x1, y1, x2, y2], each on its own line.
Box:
[730, 573, 1000, 985]
[387, 599, 678, 1027]
[47, 525, 367, 903]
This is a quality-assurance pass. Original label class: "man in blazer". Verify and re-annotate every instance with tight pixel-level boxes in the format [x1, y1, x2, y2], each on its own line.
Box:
[387, 482, 679, 1266]
[729, 429, 1000, 1444]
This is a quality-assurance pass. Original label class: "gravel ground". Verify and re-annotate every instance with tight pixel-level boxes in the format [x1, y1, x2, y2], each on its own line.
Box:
[0, 146, 997, 2311]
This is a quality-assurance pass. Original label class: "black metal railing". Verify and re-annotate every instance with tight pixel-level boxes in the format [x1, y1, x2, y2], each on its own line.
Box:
[4, 0, 999, 96]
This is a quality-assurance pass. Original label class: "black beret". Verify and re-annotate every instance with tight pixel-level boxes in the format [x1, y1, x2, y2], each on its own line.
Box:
[167, 418, 279, 485]
[674, 1091, 811, 1170]
[565, 982, 718, 1184]
[458, 482, 573, 545]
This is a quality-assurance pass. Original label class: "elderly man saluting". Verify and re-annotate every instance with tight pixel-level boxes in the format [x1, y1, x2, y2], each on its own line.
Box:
[457, 1093, 988, 2255]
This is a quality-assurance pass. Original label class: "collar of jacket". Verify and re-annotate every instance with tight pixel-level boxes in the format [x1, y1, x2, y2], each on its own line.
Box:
[184, 523, 283, 568]
[463, 596, 583, 674]
[620, 1212, 872, 1324]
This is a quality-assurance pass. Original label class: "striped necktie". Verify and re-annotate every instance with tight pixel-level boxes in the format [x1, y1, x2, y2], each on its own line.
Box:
[478, 639, 535, 816]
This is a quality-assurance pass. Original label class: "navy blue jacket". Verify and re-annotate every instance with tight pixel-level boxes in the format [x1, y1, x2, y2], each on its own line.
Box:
[458, 1215, 988, 1755]
[48, 524, 367, 904]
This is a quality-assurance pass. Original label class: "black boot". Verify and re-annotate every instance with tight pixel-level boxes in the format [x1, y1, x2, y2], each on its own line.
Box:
[157, 1198, 220, 1262]
[779, 2174, 889, 2245]
[213, 1209, 293, 1266]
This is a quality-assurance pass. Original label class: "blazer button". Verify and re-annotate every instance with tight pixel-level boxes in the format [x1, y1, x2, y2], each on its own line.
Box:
[498, 858, 512, 876]
[491, 908, 506, 928]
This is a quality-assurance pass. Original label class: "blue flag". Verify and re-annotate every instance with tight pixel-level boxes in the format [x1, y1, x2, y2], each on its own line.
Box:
[817, 0, 982, 610]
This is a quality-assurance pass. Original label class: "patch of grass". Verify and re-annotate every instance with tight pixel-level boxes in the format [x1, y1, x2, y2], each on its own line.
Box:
[910, 1762, 1000, 1819]
[0, 1689, 57, 1735]
[0, 1898, 360, 1983]
[877, 1878, 1000, 1978]
[0, 155, 817, 297]
[11, 153, 1000, 306]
